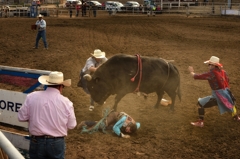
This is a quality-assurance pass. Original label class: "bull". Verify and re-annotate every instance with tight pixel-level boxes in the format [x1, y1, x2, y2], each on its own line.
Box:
[84, 54, 181, 111]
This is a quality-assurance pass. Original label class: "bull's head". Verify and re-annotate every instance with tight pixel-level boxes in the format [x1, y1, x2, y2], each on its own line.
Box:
[83, 74, 111, 105]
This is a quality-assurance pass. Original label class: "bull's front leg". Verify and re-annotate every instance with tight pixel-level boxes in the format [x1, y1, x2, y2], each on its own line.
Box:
[113, 93, 126, 111]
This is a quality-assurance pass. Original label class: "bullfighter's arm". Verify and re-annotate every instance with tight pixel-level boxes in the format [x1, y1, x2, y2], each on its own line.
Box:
[188, 66, 195, 76]
[113, 116, 130, 138]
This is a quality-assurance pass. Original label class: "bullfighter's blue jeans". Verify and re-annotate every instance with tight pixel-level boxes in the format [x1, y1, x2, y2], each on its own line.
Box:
[29, 137, 65, 159]
[35, 30, 48, 48]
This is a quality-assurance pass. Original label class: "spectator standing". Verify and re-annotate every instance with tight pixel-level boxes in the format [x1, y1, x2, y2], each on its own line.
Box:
[139, 4, 143, 14]
[69, 3, 73, 18]
[92, 4, 97, 17]
[33, 14, 48, 49]
[108, 4, 113, 15]
[76, 4, 80, 17]
[156, 5, 161, 13]
[18, 71, 77, 158]
[102, 2, 105, 10]
[204, 0, 208, 6]
[82, 2, 87, 16]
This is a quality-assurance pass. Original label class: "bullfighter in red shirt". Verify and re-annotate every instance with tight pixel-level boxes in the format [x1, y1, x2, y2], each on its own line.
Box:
[188, 56, 240, 127]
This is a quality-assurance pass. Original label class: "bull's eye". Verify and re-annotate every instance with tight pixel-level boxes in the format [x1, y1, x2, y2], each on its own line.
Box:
[92, 86, 93, 88]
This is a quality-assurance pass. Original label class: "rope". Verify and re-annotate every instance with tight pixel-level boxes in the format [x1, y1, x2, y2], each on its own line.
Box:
[81, 108, 112, 134]
[131, 54, 142, 92]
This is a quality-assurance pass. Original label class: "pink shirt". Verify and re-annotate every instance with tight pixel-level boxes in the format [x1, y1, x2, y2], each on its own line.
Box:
[18, 87, 77, 137]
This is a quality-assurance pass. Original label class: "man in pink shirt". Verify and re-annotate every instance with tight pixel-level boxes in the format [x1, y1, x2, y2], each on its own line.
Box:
[18, 71, 77, 159]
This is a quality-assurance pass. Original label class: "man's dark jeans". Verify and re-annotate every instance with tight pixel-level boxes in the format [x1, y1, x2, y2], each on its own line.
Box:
[29, 137, 65, 159]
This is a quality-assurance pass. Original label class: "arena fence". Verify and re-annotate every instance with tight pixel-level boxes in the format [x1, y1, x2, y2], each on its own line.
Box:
[0, 131, 26, 159]
[0, 65, 51, 158]
[0, 2, 240, 18]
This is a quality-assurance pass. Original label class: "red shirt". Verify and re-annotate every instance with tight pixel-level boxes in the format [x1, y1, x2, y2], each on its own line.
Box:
[194, 68, 229, 90]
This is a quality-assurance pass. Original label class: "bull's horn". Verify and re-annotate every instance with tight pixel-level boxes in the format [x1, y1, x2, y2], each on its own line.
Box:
[83, 74, 92, 81]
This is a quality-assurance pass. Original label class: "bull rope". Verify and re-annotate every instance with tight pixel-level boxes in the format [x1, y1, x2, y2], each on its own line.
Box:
[81, 108, 112, 134]
[130, 56, 171, 93]
[131, 54, 142, 92]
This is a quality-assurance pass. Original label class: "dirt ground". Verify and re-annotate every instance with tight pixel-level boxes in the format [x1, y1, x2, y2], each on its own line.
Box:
[0, 14, 240, 159]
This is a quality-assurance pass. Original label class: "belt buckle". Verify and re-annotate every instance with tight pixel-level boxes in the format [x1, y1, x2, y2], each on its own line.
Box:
[45, 135, 53, 138]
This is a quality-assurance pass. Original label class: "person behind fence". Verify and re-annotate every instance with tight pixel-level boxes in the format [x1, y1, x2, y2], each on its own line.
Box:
[76, 3, 80, 17]
[4, 5, 10, 18]
[188, 56, 240, 127]
[69, 3, 73, 18]
[92, 3, 97, 17]
[108, 4, 113, 15]
[18, 71, 77, 159]
[33, 14, 48, 49]
[78, 49, 108, 111]
[204, 0, 208, 6]
[82, 2, 87, 16]
[77, 110, 140, 138]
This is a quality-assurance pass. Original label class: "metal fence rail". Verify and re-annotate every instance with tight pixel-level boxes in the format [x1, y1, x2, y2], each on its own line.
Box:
[1, 2, 240, 18]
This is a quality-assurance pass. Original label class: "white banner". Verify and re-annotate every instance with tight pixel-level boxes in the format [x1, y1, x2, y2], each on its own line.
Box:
[0, 89, 28, 128]
[221, 9, 240, 15]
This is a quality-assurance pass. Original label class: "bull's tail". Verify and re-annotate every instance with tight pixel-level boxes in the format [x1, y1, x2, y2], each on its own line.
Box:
[173, 64, 181, 102]
[177, 82, 181, 102]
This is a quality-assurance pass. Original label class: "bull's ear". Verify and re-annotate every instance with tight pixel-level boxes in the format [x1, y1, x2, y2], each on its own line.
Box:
[83, 74, 92, 81]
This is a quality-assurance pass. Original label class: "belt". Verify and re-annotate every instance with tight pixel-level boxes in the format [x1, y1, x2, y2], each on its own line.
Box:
[31, 135, 64, 139]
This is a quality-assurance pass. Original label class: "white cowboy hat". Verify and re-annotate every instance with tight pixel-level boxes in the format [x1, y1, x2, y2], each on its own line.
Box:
[204, 56, 222, 67]
[91, 49, 105, 58]
[37, 14, 43, 18]
[38, 71, 71, 86]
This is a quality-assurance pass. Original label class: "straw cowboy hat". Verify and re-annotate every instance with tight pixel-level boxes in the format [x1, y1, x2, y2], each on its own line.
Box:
[204, 56, 222, 67]
[37, 14, 43, 18]
[38, 71, 71, 86]
[91, 49, 105, 58]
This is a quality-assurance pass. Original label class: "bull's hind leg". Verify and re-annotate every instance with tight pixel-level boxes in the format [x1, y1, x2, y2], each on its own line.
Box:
[168, 92, 176, 112]
[154, 91, 164, 108]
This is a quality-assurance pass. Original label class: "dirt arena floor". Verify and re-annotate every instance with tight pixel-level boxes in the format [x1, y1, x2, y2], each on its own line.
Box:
[0, 14, 240, 158]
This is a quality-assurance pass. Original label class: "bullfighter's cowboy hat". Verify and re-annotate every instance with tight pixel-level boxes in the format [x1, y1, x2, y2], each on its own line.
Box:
[204, 56, 223, 67]
[37, 14, 43, 18]
[91, 49, 105, 58]
[38, 71, 71, 86]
